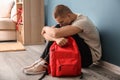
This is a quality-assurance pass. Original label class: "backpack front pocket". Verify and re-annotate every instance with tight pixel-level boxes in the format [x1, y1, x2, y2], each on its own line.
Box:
[56, 59, 78, 76]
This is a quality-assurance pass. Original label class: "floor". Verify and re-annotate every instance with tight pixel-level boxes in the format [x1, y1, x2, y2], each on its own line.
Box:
[0, 44, 120, 80]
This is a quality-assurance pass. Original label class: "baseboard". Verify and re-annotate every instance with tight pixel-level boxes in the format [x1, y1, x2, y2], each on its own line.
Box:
[99, 61, 120, 75]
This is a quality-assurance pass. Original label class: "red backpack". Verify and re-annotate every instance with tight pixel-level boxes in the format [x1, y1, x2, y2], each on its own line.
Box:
[49, 37, 82, 77]
[39, 37, 83, 80]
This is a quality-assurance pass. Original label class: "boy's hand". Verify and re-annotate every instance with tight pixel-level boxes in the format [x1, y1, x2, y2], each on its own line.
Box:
[55, 38, 68, 46]
[41, 27, 45, 35]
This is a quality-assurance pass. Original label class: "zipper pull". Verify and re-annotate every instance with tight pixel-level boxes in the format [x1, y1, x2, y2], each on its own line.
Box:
[59, 65, 62, 71]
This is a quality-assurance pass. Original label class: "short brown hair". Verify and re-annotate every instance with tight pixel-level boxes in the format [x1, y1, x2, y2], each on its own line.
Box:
[54, 4, 73, 18]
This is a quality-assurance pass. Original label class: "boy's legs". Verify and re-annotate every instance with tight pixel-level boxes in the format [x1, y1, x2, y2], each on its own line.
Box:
[40, 41, 54, 62]
[72, 34, 93, 68]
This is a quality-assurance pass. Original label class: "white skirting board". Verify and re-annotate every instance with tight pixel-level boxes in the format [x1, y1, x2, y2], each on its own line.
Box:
[99, 60, 120, 75]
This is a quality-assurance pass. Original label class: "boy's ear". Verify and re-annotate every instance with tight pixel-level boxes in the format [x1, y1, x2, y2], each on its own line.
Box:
[67, 13, 71, 18]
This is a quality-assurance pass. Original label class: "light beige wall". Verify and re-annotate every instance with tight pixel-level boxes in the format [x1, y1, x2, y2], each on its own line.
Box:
[23, 0, 44, 45]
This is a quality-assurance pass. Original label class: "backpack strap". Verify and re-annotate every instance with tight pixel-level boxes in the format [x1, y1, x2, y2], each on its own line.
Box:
[38, 69, 48, 80]
[80, 72, 83, 79]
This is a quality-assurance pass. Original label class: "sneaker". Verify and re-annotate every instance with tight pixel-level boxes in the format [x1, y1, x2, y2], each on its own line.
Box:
[23, 58, 43, 70]
[23, 60, 48, 75]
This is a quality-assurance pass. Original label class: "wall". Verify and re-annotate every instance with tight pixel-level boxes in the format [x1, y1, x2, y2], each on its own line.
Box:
[45, 0, 120, 66]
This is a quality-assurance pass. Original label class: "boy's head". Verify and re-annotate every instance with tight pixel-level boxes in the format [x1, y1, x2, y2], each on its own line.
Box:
[53, 5, 75, 26]
[54, 5, 73, 18]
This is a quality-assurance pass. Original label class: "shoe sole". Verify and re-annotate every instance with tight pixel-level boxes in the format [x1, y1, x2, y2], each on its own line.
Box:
[23, 70, 46, 75]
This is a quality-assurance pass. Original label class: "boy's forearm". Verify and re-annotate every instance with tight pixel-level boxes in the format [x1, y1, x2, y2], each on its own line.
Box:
[42, 33, 59, 41]
[44, 25, 82, 38]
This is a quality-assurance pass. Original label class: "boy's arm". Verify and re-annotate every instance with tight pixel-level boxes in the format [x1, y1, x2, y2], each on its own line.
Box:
[42, 25, 83, 38]
[42, 31, 68, 46]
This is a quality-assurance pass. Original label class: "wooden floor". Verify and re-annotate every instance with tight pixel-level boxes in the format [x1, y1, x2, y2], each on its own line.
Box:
[0, 44, 120, 80]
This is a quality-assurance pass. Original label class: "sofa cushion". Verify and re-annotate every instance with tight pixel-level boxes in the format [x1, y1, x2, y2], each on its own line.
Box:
[0, 0, 15, 18]
[0, 18, 16, 29]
